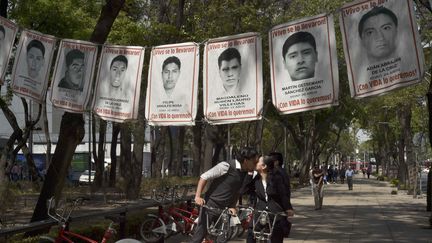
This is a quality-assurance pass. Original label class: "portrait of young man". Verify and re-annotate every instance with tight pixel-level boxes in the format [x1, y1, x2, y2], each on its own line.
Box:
[109, 54, 128, 95]
[58, 49, 85, 91]
[282, 31, 318, 81]
[218, 47, 242, 94]
[358, 6, 398, 64]
[161, 56, 181, 98]
[26, 39, 45, 79]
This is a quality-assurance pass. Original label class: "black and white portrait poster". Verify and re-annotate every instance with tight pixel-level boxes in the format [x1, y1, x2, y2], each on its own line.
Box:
[203, 32, 263, 124]
[340, 0, 424, 98]
[11, 30, 56, 103]
[269, 14, 339, 115]
[50, 39, 97, 113]
[145, 42, 199, 126]
[0, 16, 18, 84]
[92, 45, 145, 123]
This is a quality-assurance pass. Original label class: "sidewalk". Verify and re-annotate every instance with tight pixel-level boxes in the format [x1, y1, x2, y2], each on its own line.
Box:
[173, 176, 431, 242]
[283, 177, 431, 243]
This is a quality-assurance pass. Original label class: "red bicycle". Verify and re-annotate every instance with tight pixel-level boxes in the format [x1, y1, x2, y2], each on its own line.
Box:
[140, 186, 199, 242]
[39, 197, 140, 243]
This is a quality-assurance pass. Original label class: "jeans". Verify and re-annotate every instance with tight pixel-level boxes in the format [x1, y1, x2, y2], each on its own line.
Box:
[312, 183, 324, 209]
[347, 176, 353, 190]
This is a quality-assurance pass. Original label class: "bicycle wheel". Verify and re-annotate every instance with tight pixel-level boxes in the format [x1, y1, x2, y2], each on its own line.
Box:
[140, 216, 165, 243]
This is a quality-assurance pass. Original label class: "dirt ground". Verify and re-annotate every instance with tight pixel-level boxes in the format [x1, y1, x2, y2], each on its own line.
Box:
[1, 185, 153, 229]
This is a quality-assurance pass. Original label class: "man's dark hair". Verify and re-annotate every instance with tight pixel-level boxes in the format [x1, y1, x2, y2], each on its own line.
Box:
[235, 147, 258, 164]
[0, 25, 5, 36]
[26, 39, 45, 57]
[218, 47, 241, 68]
[65, 49, 84, 67]
[162, 56, 181, 70]
[269, 152, 284, 165]
[282, 31, 316, 60]
[110, 55, 128, 69]
[358, 6, 398, 38]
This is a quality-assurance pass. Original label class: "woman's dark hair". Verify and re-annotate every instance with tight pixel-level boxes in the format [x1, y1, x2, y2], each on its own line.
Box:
[263, 155, 279, 195]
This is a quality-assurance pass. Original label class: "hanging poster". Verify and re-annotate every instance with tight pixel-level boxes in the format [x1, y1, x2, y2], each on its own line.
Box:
[11, 30, 56, 103]
[340, 0, 425, 98]
[145, 42, 199, 126]
[203, 32, 263, 124]
[0, 16, 18, 84]
[92, 45, 145, 123]
[50, 39, 98, 113]
[269, 14, 339, 114]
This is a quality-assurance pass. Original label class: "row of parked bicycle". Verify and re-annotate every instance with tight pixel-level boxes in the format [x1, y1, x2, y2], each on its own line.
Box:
[140, 185, 286, 243]
[39, 185, 285, 243]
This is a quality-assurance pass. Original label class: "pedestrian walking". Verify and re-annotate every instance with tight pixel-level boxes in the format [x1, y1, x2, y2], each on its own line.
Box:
[339, 166, 346, 184]
[367, 164, 372, 179]
[345, 166, 355, 190]
[333, 167, 339, 183]
[311, 165, 324, 210]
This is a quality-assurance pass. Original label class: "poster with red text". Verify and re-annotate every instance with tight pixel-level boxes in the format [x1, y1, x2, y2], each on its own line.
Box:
[50, 39, 98, 113]
[203, 32, 263, 124]
[340, 0, 424, 98]
[11, 30, 56, 103]
[92, 45, 145, 123]
[269, 14, 339, 115]
[0, 16, 18, 84]
[145, 42, 199, 126]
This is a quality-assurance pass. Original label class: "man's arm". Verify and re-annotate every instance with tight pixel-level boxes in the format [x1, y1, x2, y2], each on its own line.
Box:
[194, 177, 207, 206]
[194, 162, 230, 206]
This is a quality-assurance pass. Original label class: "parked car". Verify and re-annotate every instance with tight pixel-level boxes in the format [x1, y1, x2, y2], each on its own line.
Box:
[79, 170, 95, 185]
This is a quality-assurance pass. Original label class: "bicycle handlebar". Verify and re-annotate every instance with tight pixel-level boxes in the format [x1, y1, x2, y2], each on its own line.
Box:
[254, 209, 287, 217]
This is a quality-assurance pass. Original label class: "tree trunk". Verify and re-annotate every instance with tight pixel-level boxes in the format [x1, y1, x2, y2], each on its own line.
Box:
[176, 0, 185, 29]
[27, 0, 126, 234]
[92, 120, 106, 189]
[28, 113, 85, 232]
[110, 123, 120, 187]
[203, 125, 217, 172]
[119, 124, 134, 198]
[192, 125, 202, 176]
[174, 127, 185, 176]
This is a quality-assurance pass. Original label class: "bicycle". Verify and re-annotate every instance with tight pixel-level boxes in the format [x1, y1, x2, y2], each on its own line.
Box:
[201, 204, 239, 243]
[235, 205, 253, 237]
[252, 209, 286, 242]
[39, 197, 140, 243]
[140, 186, 199, 242]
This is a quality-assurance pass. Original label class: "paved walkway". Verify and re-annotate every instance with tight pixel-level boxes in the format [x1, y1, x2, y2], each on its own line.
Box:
[172, 176, 431, 242]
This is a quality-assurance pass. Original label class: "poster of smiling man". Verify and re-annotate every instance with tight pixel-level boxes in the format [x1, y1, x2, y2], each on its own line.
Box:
[269, 14, 339, 115]
[11, 30, 56, 103]
[50, 39, 98, 113]
[92, 45, 145, 123]
[340, 0, 424, 98]
[0, 16, 18, 84]
[145, 42, 199, 126]
[203, 32, 263, 125]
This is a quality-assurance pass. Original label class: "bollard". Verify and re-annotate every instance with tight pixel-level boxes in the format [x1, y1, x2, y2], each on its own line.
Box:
[119, 212, 126, 239]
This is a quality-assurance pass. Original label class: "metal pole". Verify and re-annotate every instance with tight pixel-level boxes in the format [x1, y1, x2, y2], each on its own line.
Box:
[29, 100, 33, 180]
[88, 112, 92, 185]
[227, 124, 231, 162]
[284, 127, 287, 170]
